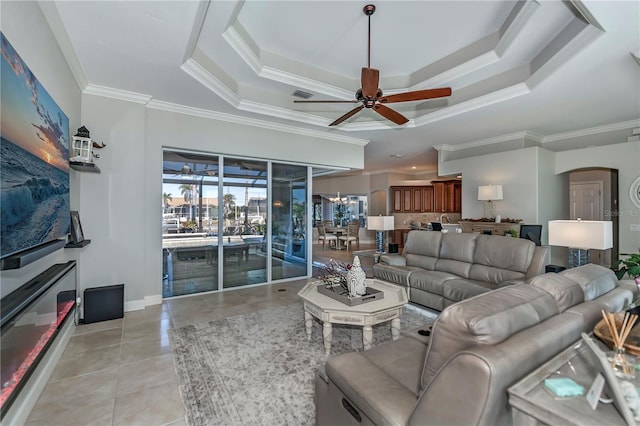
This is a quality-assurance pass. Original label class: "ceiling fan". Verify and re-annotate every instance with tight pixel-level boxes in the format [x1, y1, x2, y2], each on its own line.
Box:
[294, 4, 452, 126]
[163, 163, 216, 177]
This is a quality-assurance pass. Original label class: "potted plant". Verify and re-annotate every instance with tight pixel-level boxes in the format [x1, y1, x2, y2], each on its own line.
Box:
[611, 250, 640, 285]
[503, 229, 518, 238]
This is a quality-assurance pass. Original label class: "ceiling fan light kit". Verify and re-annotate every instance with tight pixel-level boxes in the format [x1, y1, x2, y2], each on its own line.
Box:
[294, 4, 452, 126]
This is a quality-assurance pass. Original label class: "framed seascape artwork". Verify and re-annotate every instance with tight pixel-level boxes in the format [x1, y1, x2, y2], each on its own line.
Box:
[70, 211, 84, 244]
[0, 32, 70, 258]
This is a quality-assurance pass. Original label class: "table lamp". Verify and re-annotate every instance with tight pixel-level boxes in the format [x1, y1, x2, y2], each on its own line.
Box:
[548, 219, 613, 268]
[478, 184, 503, 219]
[367, 216, 394, 254]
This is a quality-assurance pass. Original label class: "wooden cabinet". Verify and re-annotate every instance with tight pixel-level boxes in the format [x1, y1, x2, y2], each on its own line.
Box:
[423, 186, 434, 212]
[391, 185, 442, 213]
[459, 221, 520, 236]
[391, 228, 411, 248]
[433, 180, 461, 213]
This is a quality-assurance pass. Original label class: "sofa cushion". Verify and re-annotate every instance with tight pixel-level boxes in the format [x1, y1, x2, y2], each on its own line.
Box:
[404, 230, 442, 259]
[560, 264, 618, 301]
[373, 264, 422, 287]
[420, 284, 559, 389]
[529, 273, 585, 312]
[468, 264, 527, 286]
[441, 278, 497, 302]
[434, 233, 477, 278]
[408, 270, 460, 296]
[473, 234, 535, 273]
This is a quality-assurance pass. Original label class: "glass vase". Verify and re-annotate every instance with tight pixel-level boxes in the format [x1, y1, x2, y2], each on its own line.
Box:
[607, 346, 636, 379]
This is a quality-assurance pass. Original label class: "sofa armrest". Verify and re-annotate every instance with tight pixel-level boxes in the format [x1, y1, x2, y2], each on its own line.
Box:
[379, 254, 407, 266]
[525, 246, 549, 279]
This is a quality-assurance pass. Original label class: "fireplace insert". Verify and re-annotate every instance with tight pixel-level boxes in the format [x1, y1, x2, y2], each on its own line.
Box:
[1, 261, 77, 418]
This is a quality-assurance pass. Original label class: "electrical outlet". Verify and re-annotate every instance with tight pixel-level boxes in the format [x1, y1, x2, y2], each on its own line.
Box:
[631, 224, 640, 232]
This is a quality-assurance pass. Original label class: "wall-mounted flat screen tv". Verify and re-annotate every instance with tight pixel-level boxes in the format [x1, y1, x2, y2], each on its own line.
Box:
[1, 32, 70, 259]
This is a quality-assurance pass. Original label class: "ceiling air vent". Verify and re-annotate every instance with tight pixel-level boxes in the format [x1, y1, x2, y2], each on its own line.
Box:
[292, 90, 313, 99]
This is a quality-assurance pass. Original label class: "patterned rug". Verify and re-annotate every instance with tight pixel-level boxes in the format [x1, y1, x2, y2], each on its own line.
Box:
[169, 302, 436, 426]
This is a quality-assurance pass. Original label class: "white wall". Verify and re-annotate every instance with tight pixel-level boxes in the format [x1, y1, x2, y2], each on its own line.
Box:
[556, 141, 640, 255]
[76, 98, 366, 309]
[438, 147, 562, 226]
[0, 2, 81, 296]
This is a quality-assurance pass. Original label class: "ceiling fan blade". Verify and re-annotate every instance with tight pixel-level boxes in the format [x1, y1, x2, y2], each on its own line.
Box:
[379, 88, 452, 103]
[373, 104, 409, 125]
[329, 105, 365, 126]
[293, 100, 359, 103]
[361, 67, 380, 98]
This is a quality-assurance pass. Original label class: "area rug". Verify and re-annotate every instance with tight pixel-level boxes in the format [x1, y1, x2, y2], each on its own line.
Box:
[169, 302, 436, 426]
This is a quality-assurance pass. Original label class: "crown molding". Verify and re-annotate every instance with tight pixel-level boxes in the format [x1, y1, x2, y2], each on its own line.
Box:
[83, 84, 152, 104]
[223, 24, 354, 99]
[414, 83, 530, 127]
[38, 1, 88, 90]
[434, 131, 542, 152]
[541, 119, 640, 143]
[181, 58, 241, 107]
[147, 99, 368, 146]
[237, 100, 331, 127]
[434, 120, 639, 153]
[181, 0, 211, 63]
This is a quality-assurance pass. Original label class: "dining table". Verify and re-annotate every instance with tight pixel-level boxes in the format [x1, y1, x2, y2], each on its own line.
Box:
[325, 226, 346, 250]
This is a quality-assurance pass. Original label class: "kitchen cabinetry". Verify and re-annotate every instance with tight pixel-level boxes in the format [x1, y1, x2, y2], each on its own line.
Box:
[432, 180, 461, 213]
[390, 185, 447, 213]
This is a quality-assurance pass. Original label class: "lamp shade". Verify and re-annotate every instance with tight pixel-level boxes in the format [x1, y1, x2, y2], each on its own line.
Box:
[548, 220, 613, 249]
[477, 185, 503, 201]
[367, 216, 394, 231]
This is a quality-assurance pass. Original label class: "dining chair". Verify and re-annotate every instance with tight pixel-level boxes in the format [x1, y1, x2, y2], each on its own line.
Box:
[322, 220, 334, 228]
[338, 223, 359, 251]
[317, 223, 337, 249]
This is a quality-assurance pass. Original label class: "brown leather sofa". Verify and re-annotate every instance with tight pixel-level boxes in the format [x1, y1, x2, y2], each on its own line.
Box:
[316, 264, 636, 425]
[374, 230, 548, 311]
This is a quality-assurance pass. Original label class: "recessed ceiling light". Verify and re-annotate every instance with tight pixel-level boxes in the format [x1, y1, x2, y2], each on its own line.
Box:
[389, 154, 405, 158]
[412, 166, 416, 169]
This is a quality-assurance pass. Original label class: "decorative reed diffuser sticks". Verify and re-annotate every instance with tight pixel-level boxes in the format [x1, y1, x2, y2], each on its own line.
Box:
[601, 310, 638, 377]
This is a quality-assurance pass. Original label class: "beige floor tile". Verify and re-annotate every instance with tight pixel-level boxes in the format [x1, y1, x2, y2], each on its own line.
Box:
[74, 318, 123, 336]
[124, 304, 171, 324]
[116, 354, 177, 396]
[26, 368, 118, 425]
[163, 417, 188, 426]
[64, 328, 123, 354]
[113, 381, 184, 426]
[120, 334, 172, 365]
[122, 317, 172, 342]
[50, 344, 121, 382]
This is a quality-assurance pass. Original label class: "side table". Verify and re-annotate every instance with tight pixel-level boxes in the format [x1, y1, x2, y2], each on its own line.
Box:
[508, 338, 628, 425]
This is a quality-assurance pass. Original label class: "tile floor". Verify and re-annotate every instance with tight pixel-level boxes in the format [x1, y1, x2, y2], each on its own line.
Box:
[25, 279, 311, 426]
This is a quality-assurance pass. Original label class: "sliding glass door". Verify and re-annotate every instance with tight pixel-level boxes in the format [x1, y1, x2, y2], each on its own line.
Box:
[162, 150, 309, 297]
[222, 158, 268, 288]
[272, 163, 308, 281]
[162, 151, 219, 297]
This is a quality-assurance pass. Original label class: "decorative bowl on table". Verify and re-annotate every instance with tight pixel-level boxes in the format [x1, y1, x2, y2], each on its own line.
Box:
[594, 312, 640, 356]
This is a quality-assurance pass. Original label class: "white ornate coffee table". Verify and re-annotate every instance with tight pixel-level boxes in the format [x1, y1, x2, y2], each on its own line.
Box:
[297, 279, 408, 355]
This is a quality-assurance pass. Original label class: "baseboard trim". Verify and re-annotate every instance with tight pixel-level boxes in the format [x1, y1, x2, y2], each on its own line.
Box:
[145, 294, 163, 306]
[124, 294, 163, 312]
